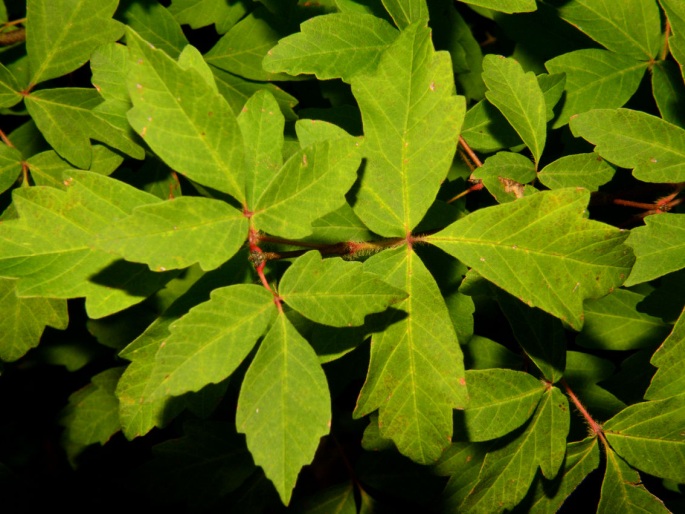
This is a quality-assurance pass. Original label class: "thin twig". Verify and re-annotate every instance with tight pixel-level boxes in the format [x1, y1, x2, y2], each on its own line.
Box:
[560, 378, 608, 446]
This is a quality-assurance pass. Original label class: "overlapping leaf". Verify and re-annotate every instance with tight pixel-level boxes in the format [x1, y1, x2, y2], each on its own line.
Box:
[0, 62, 21, 108]
[427, 188, 634, 329]
[381, 0, 428, 28]
[461, 369, 544, 441]
[577, 289, 672, 350]
[482, 55, 546, 165]
[457, 0, 536, 14]
[354, 247, 467, 464]
[262, 13, 398, 82]
[279, 251, 406, 327]
[598, 448, 670, 513]
[351, 22, 465, 237]
[624, 213, 685, 285]
[0, 142, 22, 194]
[545, 49, 647, 128]
[461, 387, 569, 512]
[169, 0, 247, 34]
[645, 307, 685, 400]
[0, 277, 68, 362]
[652, 60, 685, 126]
[661, 0, 685, 80]
[0, 171, 173, 318]
[143, 285, 275, 401]
[25, 88, 144, 169]
[251, 136, 361, 239]
[570, 108, 685, 183]
[97, 197, 247, 272]
[538, 153, 615, 191]
[553, 0, 662, 60]
[471, 151, 536, 203]
[26, 0, 124, 86]
[237, 312, 331, 505]
[604, 396, 685, 483]
[118, 0, 189, 59]
[125, 28, 246, 202]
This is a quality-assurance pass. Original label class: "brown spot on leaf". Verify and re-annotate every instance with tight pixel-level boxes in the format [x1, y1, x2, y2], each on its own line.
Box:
[498, 176, 525, 198]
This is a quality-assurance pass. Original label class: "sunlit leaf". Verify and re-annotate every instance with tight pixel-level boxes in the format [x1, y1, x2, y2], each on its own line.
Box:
[351, 22, 465, 237]
[118, 0, 189, 59]
[471, 151, 536, 203]
[538, 152, 615, 191]
[428, 188, 634, 329]
[457, 0, 536, 14]
[645, 306, 685, 400]
[381, 0, 428, 28]
[237, 312, 331, 505]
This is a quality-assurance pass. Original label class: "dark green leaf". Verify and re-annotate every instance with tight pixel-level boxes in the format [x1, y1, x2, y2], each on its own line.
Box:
[458, 0, 536, 14]
[168, 0, 247, 34]
[118, 0, 189, 59]
[645, 306, 685, 400]
[625, 214, 685, 285]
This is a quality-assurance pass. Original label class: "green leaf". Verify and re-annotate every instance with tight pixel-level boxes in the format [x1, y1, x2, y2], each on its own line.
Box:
[90, 42, 131, 105]
[598, 448, 671, 514]
[146, 284, 276, 401]
[169, 0, 248, 34]
[0, 142, 22, 194]
[279, 251, 406, 327]
[252, 137, 361, 239]
[355, 247, 467, 464]
[661, 0, 685, 80]
[427, 188, 634, 330]
[457, 0, 536, 14]
[138, 420, 255, 508]
[461, 387, 569, 512]
[60, 367, 124, 447]
[604, 396, 685, 483]
[26, 0, 124, 86]
[26, 146, 123, 188]
[25, 88, 144, 169]
[570, 108, 685, 183]
[0, 62, 21, 108]
[460, 99, 522, 153]
[652, 60, 685, 127]
[293, 483, 357, 514]
[462, 335, 524, 371]
[381, 0, 429, 28]
[526, 438, 600, 513]
[125, 28, 246, 202]
[263, 13, 398, 81]
[204, 6, 294, 81]
[434, 442, 490, 512]
[545, 49, 648, 128]
[351, 23, 465, 237]
[0, 277, 68, 362]
[482, 54, 546, 164]
[97, 197, 247, 272]
[0, 171, 172, 318]
[118, 0, 189, 59]
[471, 151, 536, 203]
[305, 204, 375, 244]
[576, 288, 672, 350]
[645, 306, 685, 400]
[553, 0, 662, 60]
[624, 214, 685, 285]
[538, 153, 615, 191]
[460, 369, 545, 442]
[237, 90, 285, 208]
[237, 312, 331, 505]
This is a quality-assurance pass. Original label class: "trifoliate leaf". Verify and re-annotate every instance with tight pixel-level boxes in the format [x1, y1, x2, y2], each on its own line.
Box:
[577, 288, 672, 350]
[0, 277, 68, 362]
[598, 448, 671, 514]
[351, 23, 465, 237]
[97, 197, 247, 272]
[381, 0, 429, 28]
[645, 306, 685, 400]
[482, 55, 546, 165]
[427, 188, 634, 330]
[538, 152, 615, 191]
[237, 312, 331, 505]
[125, 28, 246, 202]
[26, 0, 124, 86]
[553, 0, 662, 60]
[355, 247, 467, 464]
[263, 13, 398, 81]
[0, 171, 173, 318]
[604, 396, 685, 483]
[460, 369, 544, 442]
[461, 387, 569, 512]
[545, 49, 647, 128]
[25, 88, 144, 169]
[570, 108, 685, 183]
[252, 137, 361, 239]
[279, 251, 406, 327]
[624, 213, 685, 285]
[146, 284, 276, 401]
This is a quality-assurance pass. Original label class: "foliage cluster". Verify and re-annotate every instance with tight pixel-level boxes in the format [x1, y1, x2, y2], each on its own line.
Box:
[0, 0, 684, 512]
